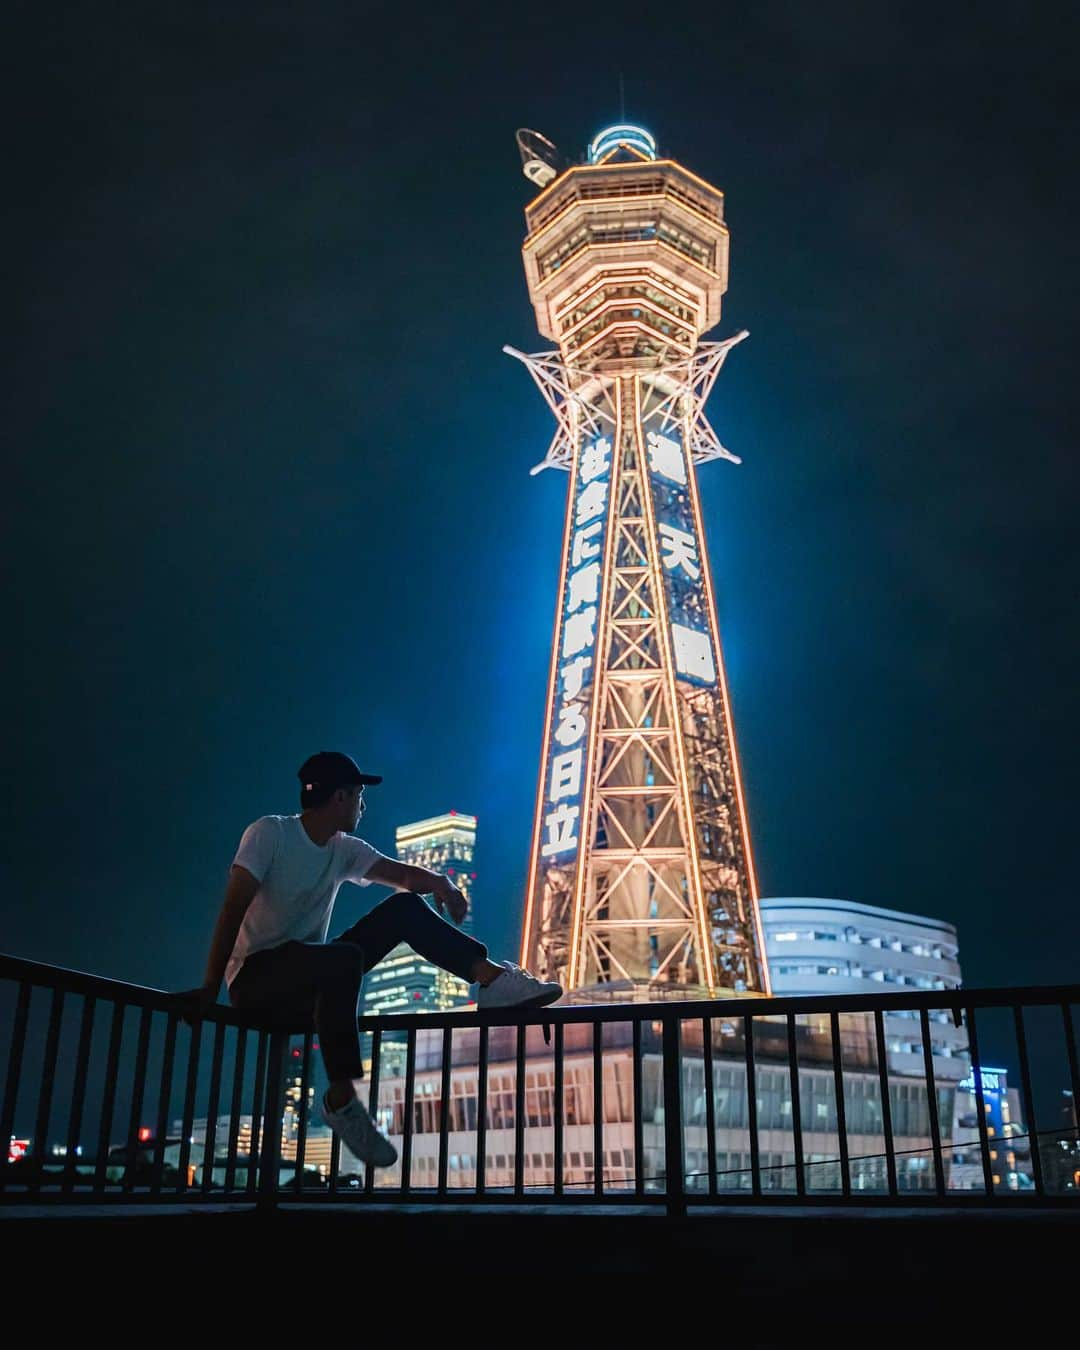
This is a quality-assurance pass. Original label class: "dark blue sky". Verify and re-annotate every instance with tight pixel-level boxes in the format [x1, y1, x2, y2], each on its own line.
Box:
[5, 3, 1077, 995]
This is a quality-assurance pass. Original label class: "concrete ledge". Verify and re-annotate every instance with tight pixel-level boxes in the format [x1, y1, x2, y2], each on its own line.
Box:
[7, 1202, 1075, 1335]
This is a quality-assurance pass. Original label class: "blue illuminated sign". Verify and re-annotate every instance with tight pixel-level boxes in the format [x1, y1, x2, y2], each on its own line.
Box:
[959, 1066, 1007, 1096]
[645, 425, 717, 687]
[538, 432, 613, 860]
[587, 124, 657, 163]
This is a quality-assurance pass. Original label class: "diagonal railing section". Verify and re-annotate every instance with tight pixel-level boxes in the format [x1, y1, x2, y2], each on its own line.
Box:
[1, 953, 1077, 1215]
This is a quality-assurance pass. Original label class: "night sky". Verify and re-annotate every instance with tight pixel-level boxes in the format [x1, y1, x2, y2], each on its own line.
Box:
[5, 3, 1078, 1000]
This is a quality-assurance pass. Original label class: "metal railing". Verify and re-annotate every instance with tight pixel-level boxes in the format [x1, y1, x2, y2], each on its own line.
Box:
[2, 952, 1077, 1216]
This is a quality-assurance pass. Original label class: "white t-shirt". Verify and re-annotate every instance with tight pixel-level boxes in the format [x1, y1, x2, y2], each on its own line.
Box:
[224, 815, 382, 987]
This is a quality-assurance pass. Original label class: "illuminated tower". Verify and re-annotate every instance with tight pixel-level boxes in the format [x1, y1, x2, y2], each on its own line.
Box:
[510, 124, 770, 1001]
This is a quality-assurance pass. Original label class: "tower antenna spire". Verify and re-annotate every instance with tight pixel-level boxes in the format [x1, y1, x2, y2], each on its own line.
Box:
[619, 71, 625, 121]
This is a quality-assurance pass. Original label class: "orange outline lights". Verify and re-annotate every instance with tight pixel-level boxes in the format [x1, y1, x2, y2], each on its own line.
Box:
[674, 390, 772, 995]
[519, 445, 577, 971]
[631, 379, 716, 991]
[511, 127, 770, 1000]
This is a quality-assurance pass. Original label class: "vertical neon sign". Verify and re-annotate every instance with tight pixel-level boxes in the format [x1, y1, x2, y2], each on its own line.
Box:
[537, 432, 613, 862]
[645, 426, 717, 686]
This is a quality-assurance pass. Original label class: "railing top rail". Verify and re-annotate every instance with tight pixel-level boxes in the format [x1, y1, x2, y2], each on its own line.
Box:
[2, 950, 1076, 1032]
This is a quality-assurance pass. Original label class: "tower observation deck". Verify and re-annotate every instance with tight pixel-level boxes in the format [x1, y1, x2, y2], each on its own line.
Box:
[508, 123, 771, 1002]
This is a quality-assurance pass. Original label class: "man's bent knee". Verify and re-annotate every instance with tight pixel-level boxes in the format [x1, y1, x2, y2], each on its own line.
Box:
[387, 890, 426, 911]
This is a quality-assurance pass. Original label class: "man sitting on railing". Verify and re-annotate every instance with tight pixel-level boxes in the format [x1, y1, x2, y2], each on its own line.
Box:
[175, 751, 562, 1170]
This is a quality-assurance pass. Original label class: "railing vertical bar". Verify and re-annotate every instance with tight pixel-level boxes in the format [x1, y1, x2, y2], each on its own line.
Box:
[328, 1128, 342, 1192]
[176, 1019, 203, 1195]
[257, 1032, 287, 1209]
[363, 1028, 382, 1197]
[0, 981, 32, 1195]
[703, 1016, 717, 1197]
[787, 1013, 805, 1198]
[475, 1024, 489, 1197]
[400, 1029, 417, 1196]
[632, 1018, 643, 1199]
[554, 1021, 565, 1199]
[873, 1008, 898, 1196]
[291, 1032, 313, 1195]
[437, 1026, 452, 1196]
[744, 1015, 760, 1198]
[121, 1005, 152, 1192]
[30, 988, 65, 1193]
[593, 1021, 604, 1198]
[1013, 1005, 1044, 1196]
[965, 1006, 994, 1195]
[93, 1002, 125, 1196]
[829, 1010, 850, 1198]
[1063, 1003, 1080, 1146]
[150, 1013, 178, 1198]
[201, 1021, 227, 1196]
[661, 1014, 685, 1218]
[514, 1024, 526, 1198]
[223, 1027, 246, 1195]
[62, 995, 96, 1195]
[245, 1030, 268, 1196]
[920, 1008, 945, 1197]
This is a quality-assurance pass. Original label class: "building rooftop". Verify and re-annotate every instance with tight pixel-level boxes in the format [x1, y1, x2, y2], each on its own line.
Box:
[395, 811, 477, 844]
[759, 896, 959, 934]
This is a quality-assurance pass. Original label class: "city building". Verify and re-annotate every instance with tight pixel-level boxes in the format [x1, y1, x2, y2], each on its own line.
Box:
[948, 1065, 1032, 1192]
[510, 123, 770, 1001]
[360, 812, 478, 1071]
[281, 1044, 333, 1176]
[395, 811, 478, 936]
[177, 1109, 333, 1186]
[362, 1017, 988, 1195]
[1042, 1090, 1079, 1194]
[759, 898, 968, 1082]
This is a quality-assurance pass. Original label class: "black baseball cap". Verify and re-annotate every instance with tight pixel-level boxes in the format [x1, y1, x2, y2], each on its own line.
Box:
[298, 751, 382, 792]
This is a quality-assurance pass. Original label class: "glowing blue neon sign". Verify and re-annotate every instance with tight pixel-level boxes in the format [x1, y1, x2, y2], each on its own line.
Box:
[538, 433, 613, 859]
[959, 1066, 1007, 1096]
[645, 426, 717, 687]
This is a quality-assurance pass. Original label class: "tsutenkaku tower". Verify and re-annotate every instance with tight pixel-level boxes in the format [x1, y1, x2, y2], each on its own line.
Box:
[509, 124, 771, 1002]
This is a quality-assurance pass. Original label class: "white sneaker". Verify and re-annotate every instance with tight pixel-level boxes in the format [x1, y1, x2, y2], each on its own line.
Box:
[476, 961, 563, 1010]
[322, 1091, 398, 1168]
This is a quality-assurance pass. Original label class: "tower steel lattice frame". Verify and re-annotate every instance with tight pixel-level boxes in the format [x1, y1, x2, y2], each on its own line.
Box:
[510, 133, 771, 1002]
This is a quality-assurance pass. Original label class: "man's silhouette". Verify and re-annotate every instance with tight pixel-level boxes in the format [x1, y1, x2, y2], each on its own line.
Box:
[178, 751, 561, 1167]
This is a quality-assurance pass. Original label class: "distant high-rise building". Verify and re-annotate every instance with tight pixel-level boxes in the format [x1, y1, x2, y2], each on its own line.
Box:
[759, 898, 968, 1080]
[395, 811, 478, 936]
[281, 1044, 332, 1176]
[949, 1065, 1031, 1192]
[360, 812, 478, 1068]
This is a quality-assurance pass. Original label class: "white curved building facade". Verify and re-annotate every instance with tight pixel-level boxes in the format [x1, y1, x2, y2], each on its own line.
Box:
[759, 898, 968, 1081]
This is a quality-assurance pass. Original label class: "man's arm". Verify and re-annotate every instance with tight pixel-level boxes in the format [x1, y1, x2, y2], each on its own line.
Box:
[365, 856, 468, 925]
[175, 865, 259, 1020]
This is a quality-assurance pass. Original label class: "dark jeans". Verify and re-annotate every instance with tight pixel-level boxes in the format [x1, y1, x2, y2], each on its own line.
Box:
[228, 890, 488, 1081]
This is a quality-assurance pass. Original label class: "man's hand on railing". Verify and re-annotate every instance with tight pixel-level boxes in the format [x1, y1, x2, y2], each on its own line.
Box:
[431, 875, 468, 925]
[173, 985, 218, 1026]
